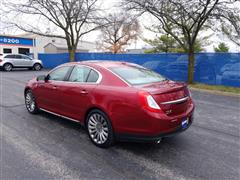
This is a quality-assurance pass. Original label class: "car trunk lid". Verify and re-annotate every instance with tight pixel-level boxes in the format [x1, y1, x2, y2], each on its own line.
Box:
[136, 81, 189, 116]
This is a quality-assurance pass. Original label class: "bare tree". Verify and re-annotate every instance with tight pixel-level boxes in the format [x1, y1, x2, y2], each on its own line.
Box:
[215, 8, 240, 46]
[5, 0, 102, 61]
[97, 13, 140, 53]
[123, 0, 238, 84]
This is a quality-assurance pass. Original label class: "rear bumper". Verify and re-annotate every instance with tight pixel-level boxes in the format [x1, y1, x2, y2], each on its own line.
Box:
[115, 113, 194, 142]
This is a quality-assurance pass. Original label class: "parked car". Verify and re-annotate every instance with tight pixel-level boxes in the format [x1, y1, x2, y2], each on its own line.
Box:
[24, 61, 194, 147]
[0, 54, 43, 71]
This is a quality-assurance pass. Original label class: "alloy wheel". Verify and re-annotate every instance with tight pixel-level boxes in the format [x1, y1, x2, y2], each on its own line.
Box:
[4, 64, 12, 71]
[25, 91, 36, 112]
[87, 113, 109, 145]
[34, 64, 41, 71]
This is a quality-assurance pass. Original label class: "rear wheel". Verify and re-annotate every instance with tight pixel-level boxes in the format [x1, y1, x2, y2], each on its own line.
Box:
[3, 63, 13, 71]
[25, 90, 39, 114]
[86, 109, 114, 148]
[33, 63, 42, 71]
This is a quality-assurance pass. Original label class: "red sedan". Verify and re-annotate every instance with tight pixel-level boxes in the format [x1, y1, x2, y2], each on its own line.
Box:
[24, 61, 194, 147]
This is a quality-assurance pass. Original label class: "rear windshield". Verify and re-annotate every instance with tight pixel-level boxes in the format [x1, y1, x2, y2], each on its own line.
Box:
[110, 66, 166, 85]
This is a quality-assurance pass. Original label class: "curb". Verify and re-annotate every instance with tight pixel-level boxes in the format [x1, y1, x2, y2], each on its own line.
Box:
[189, 87, 240, 97]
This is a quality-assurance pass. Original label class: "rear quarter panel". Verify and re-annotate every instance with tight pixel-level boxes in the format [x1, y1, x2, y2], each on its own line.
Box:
[91, 85, 153, 134]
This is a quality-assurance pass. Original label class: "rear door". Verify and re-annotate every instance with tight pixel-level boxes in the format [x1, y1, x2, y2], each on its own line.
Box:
[13, 55, 23, 66]
[58, 65, 100, 121]
[35, 66, 73, 114]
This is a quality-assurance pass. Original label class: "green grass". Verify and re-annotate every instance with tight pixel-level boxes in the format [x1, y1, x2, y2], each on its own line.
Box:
[189, 83, 240, 94]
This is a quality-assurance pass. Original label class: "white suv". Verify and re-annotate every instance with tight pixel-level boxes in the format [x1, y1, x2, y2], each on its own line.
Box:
[0, 54, 43, 71]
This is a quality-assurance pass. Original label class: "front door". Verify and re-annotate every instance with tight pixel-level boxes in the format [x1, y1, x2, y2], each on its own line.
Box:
[35, 66, 72, 114]
[20, 55, 33, 67]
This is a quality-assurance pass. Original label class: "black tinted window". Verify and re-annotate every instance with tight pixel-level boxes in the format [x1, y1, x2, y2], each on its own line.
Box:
[87, 70, 99, 82]
[48, 66, 70, 81]
[68, 66, 91, 82]
[22, 55, 31, 60]
[15, 55, 22, 59]
[5, 55, 15, 58]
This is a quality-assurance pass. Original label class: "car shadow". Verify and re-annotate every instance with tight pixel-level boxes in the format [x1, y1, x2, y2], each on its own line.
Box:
[0, 68, 29, 71]
[115, 136, 182, 152]
[39, 110, 183, 153]
[38, 111, 85, 131]
[0, 68, 48, 72]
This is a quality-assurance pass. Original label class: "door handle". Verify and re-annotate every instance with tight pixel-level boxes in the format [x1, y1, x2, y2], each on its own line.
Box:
[80, 90, 88, 94]
[52, 86, 58, 90]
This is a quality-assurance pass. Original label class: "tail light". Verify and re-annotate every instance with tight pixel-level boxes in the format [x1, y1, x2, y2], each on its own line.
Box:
[138, 91, 161, 112]
[0, 59, 2, 62]
[185, 87, 193, 104]
[184, 87, 192, 97]
[188, 89, 192, 97]
[187, 88, 192, 97]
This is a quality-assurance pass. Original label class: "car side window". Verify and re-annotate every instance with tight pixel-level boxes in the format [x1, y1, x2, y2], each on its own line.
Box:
[4, 55, 15, 58]
[15, 55, 22, 59]
[22, 55, 31, 60]
[48, 66, 71, 81]
[86, 70, 99, 82]
[68, 66, 91, 82]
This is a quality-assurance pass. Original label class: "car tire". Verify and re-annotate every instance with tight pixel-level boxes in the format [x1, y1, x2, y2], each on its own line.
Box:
[86, 109, 115, 148]
[3, 63, 13, 71]
[33, 63, 42, 71]
[25, 89, 39, 114]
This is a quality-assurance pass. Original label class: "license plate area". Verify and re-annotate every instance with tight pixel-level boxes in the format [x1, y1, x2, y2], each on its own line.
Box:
[181, 118, 189, 129]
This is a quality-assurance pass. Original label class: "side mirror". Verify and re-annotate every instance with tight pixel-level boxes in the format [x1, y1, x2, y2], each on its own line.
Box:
[44, 74, 50, 81]
[37, 75, 49, 82]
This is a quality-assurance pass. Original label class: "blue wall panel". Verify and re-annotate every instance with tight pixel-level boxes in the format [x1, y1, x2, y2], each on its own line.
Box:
[38, 53, 69, 68]
[38, 53, 240, 87]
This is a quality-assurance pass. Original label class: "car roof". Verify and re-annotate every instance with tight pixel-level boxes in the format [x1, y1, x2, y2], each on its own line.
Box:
[63, 60, 144, 69]
[2, 53, 28, 56]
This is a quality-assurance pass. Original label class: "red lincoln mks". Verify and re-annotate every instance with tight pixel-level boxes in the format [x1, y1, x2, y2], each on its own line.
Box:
[24, 61, 194, 147]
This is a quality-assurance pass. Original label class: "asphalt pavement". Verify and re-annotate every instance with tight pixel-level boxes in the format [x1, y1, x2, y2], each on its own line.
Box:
[0, 69, 239, 180]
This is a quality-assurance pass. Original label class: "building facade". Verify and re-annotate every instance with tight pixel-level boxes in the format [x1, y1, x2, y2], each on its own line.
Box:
[44, 41, 96, 53]
[0, 33, 98, 58]
[0, 35, 35, 55]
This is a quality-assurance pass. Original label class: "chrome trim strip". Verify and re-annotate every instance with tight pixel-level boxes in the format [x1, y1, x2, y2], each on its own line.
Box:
[160, 96, 189, 105]
[46, 64, 102, 84]
[40, 108, 80, 123]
